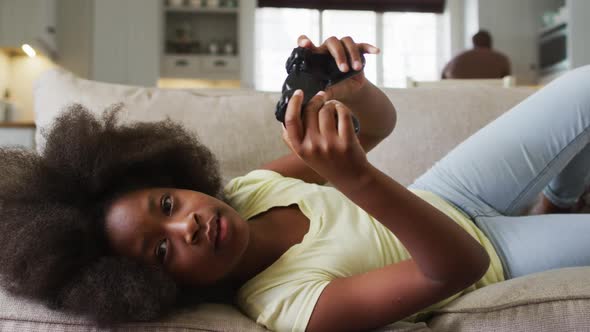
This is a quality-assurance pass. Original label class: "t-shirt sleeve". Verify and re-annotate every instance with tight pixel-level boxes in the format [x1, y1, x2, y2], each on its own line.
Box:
[223, 169, 305, 219]
[239, 278, 331, 332]
[223, 169, 285, 217]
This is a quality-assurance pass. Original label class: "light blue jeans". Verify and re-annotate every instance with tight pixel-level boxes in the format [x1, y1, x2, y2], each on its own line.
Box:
[410, 65, 590, 280]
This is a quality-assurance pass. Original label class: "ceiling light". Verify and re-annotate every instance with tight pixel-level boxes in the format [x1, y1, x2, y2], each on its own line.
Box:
[21, 44, 37, 58]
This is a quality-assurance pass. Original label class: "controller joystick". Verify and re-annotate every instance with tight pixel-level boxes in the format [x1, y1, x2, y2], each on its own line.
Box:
[275, 47, 364, 133]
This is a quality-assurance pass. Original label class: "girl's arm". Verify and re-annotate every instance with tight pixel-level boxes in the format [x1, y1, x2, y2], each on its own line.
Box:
[281, 89, 490, 332]
[260, 36, 395, 185]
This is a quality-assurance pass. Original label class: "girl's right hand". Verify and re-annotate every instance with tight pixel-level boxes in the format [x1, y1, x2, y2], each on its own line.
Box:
[281, 89, 370, 185]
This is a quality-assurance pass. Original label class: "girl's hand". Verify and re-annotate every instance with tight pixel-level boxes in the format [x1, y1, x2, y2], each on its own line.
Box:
[282, 89, 370, 185]
[297, 35, 380, 102]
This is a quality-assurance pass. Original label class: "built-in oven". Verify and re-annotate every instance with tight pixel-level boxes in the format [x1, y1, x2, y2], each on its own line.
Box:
[538, 22, 569, 75]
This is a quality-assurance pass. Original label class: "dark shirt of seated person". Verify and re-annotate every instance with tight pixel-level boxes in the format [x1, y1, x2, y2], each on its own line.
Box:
[442, 30, 511, 79]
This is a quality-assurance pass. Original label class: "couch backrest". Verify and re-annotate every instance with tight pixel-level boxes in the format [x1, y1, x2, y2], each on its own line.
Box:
[34, 69, 536, 186]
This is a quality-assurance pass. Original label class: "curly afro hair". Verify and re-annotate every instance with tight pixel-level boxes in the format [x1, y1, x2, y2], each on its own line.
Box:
[0, 104, 230, 325]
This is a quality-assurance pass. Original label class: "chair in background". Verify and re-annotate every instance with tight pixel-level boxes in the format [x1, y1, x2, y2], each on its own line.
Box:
[406, 75, 516, 88]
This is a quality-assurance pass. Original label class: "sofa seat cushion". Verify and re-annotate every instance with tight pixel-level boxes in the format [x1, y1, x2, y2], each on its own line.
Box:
[0, 284, 268, 331]
[0, 285, 432, 332]
[429, 266, 590, 332]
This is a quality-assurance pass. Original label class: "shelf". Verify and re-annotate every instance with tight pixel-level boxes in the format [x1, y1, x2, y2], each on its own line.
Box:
[161, 54, 240, 80]
[165, 6, 238, 14]
[538, 21, 567, 37]
[0, 122, 36, 129]
[161, 0, 241, 82]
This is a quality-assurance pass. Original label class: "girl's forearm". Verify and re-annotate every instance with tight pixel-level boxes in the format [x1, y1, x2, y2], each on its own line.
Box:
[341, 81, 397, 139]
[333, 163, 490, 284]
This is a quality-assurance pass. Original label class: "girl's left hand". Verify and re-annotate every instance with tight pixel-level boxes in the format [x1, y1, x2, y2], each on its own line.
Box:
[282, 89, 370, 185]
[297, 35, 380, 102]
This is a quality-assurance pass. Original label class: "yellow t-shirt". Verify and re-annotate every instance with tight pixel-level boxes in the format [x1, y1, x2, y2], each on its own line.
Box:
[224, 169, 504, 332]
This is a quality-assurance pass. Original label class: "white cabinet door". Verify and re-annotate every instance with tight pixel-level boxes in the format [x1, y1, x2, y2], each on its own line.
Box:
[0, 0, 57, 56]
[0, 0, 27, 47]
[93, 0, 161, 86]
[36, 0, 57, 52]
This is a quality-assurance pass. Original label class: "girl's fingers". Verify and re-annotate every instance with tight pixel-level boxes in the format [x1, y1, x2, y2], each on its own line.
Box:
[323, 37, 349, 72]
[318, 101, 338, 136]
[302, 93, 322, 136]
[333, 101, 355, 141]
[305, 91, 327, 113]
[283, 90, 305, 149]
[300, 35, 380, 73]
[358, 42, 380, 55]
[297, 35, 317, 51]
[341, 36, 362, 71]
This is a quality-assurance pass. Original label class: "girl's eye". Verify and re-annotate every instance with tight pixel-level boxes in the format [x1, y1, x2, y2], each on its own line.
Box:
[161, 194, 173, 216]
[155, 239, 168, 263]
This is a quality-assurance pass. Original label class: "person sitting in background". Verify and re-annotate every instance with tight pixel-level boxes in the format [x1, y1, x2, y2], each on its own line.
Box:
[442, 30, 511, 79]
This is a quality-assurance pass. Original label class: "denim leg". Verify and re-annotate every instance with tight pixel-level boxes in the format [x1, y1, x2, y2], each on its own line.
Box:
[474, 214, 590, 279]
[543, 143, 590, 208]
[410, 65, 590, 218]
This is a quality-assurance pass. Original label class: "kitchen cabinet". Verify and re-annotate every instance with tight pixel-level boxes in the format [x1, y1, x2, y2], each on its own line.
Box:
[0, 0, 57, 58]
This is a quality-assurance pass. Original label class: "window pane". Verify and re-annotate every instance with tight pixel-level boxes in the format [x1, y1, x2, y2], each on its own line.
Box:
[382, 13, 439, 87]
[254, 8, 320, 91]
[322, 10, 377, 84]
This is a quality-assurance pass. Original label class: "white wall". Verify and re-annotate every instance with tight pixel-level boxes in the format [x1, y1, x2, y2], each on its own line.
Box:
[445, 0, 465, 57]
[568, 0, 590, 68]
[0, 51, 9, 96]
[476, 0, 537, 84]
[239, 0, 256, 89]
[452, 0, 538, 84]
[463, 0, 478, 49]
[56, 0, 93, 79]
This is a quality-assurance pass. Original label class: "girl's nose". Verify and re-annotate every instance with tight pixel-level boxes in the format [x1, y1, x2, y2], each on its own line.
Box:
[166, 212, 200, 245]
[184, 213, 200, 244]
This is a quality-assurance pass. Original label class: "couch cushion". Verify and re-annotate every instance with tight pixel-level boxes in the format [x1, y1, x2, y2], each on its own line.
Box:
[428, 266, 590, 332]
[369, 86, 536, 185]
[0, 281, 430, 332]
[0, 284, 267, 331]
[33, 68, 289, 185]
[34, 69, 537, 186]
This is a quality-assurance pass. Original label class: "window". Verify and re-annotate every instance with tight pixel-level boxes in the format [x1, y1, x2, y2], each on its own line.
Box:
[254, 8, 319, 92]
[382, 12, 440, 87]
[254, 8, 445, 91]
[321, 10, 377, 84]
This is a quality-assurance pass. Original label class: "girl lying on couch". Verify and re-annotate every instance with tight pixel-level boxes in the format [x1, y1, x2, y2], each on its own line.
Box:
[1, 35, 589, 332]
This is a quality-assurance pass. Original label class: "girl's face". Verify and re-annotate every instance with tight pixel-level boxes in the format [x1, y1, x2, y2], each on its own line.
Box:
[104, 187, 249, 286]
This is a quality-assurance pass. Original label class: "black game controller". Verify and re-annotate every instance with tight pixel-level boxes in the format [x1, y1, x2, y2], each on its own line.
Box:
[275, 47, 363, 133]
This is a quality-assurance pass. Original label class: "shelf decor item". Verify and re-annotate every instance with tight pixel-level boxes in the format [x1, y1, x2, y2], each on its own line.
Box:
[188, 0, 202, 8]
[206, 0, 220, 8]
[208, 40, 220, 54]
[168, 0, 185, 7]
[170, 23, 195, 53]
[223, 40, 235, 55]
[225, 0, 238, 8]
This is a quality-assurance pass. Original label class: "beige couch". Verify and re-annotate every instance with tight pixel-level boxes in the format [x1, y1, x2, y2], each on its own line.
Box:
[0, 68, 588, 331]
